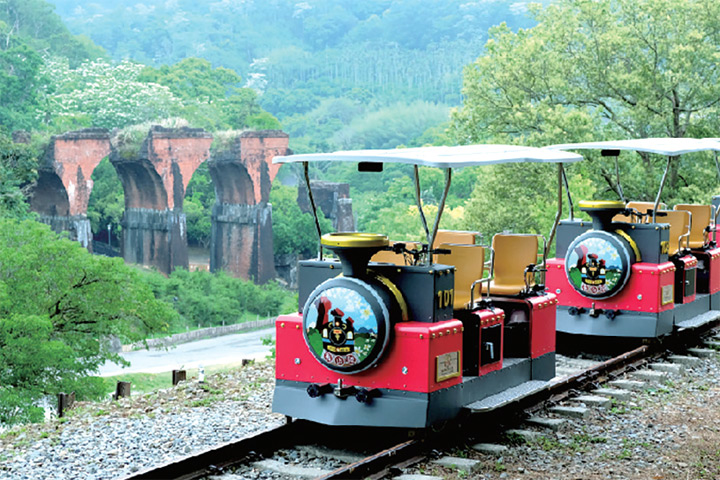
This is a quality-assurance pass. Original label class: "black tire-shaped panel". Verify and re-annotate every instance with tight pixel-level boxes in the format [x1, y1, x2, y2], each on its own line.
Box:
[302, 276, 392, 374]
[565, 230, 635, 299]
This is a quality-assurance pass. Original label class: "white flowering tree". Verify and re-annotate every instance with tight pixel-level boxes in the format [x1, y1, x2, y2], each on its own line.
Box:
[38, 57, 183, 129]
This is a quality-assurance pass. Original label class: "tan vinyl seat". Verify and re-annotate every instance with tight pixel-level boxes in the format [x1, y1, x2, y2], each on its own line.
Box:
[432, 229, 479, 249]
[613, 201, 667, 223]
[483, 234, 540, 296]
[371, 241, 420, 265]
[657, 210, 690, 256]
[436, 243, 485, 309]
[674, 204, 712, 249]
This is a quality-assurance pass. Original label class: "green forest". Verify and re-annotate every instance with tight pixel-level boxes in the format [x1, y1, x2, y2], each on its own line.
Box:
[47, 0, 541, 154]
[2, 0, 720, 424]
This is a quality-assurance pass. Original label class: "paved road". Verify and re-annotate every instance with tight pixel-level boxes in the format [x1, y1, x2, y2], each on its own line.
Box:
[98, 327, 276, 376]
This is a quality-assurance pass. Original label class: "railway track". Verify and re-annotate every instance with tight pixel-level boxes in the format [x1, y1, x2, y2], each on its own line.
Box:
[122, 323, 719, 480]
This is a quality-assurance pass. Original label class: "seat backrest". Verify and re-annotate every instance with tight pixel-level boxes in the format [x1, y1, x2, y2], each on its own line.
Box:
[614, 201, 667, 223]
[371, 241, 420, 265]
[490, 234, 539, 295]
[657, 210, 690, 255]
[436, 243, 484, 309]
[674, 204, 711, 249]
[432, 230, 478, 249]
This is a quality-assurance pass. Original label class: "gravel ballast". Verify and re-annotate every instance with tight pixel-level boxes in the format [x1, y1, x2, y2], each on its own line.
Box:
[414, 352, 720, 479]
[0, 361, 284, 480]
[2, 352, 720, 479]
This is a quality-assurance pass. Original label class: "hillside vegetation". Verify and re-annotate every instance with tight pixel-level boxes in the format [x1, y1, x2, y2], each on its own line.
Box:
[47, 0, 542, 152]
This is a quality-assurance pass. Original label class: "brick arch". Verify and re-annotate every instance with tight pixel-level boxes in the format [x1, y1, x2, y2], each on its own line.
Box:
[112, 159, 169, 210]
[208, 162, 255, 205]
[28, 128, 112, 250]
[110, 126, 213, 274]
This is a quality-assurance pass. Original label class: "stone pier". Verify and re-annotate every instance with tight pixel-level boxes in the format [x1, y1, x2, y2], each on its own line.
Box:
[208, 130, 290, 283]
[298, 181, 355, 232]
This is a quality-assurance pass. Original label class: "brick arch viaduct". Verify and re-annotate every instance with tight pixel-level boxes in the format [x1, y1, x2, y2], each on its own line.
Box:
[30, 127, 290, 283]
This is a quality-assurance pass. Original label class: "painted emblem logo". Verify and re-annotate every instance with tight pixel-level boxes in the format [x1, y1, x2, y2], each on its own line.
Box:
[304, 287, 379, 369]
[565, 235, 628, 298]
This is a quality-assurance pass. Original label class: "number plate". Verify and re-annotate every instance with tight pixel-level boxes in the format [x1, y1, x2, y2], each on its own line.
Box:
[661, 284, 674, 305]
[436, 351, 460, 382]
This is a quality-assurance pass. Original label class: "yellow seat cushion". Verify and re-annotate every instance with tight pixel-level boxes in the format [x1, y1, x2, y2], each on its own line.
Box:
[674, 204, 712, 249]
[371, 241, 420, 266]
[432, 230, 478, 249]
[658, 210, 690, 255]
[436, 243, 485, 309]
[484, 234, 539, 296]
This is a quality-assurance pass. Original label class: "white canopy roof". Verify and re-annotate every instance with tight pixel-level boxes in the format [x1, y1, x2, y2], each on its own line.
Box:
[547, 137, 720, 156]
[272, 144, 583, 168]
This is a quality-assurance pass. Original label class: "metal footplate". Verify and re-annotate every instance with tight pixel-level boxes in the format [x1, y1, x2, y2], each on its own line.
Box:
[463, 380, 548, 413]
[675, 310, 720, 331]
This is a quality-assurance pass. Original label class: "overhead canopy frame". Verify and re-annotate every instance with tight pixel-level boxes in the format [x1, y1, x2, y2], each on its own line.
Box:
[274, 145, 583, 263]
[274, 144, 584, 169]
[548, 138, 720, 222]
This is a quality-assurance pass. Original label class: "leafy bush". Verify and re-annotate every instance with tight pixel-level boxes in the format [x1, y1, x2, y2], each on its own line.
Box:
[141, 268, 296, 330]
[270, 182, 333, 258]
[0, 219, 175, 424]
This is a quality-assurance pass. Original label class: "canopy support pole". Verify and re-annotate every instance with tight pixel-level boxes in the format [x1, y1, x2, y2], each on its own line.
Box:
[652, 156, 672, 223]
[615, 156, 626, 203]
[414, 164, 431, 241]
[304, 162, 323, 260]
[715, 152, 720, 225]
[429, 168, 452, 265]
[546, 163, 564, 257]
[562, 164, 574, 220]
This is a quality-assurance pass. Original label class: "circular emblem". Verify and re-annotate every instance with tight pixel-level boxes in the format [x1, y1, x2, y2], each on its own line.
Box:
[302, 277, 391, 374]
[565, 231, 635, 299]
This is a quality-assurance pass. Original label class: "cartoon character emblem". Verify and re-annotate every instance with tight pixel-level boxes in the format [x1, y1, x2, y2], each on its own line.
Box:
[322, 307, 355, 354]
[579, 252, 607, 289]
[565, 234, 630, 298]
[304, 286, 380, 370]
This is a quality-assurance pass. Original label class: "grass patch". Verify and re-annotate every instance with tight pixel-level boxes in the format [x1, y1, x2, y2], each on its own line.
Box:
[610, 399, 628, 415]
[96, 363, 251, 397]
[568, 432, 607, 452]
[188, 398, 215, 408]
[504, 431, 528, 446]
[534, 436, 562, 451]
[97, 372, 173, 396]
[0, 428, 25, 440]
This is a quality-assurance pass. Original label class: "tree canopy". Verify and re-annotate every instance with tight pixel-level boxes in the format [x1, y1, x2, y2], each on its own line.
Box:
[450, 0, 720, 240]
[45, 0, 544, 153]
[0, 131, 38, 219]
[451, 0, 720, 146]
[0, 219, 175, 424]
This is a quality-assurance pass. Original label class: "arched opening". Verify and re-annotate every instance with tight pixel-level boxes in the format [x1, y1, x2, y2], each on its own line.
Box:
[183, 162, 216, 271]
[31, 170, 69, 216]
[87, 157, 123, 256]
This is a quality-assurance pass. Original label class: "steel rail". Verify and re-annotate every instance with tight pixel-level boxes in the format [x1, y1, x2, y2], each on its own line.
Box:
[317, 438, 424, 480]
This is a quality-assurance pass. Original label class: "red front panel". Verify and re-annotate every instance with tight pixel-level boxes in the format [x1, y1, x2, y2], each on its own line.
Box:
[547, 258, 676, 313]
[275, 315, 463, 393]
[527, 294, 557, 358]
